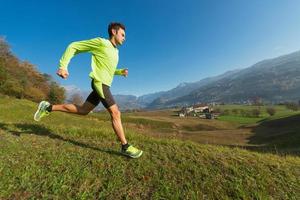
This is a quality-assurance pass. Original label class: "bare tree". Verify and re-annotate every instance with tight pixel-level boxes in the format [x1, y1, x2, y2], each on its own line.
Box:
[0, 37, 11, 58]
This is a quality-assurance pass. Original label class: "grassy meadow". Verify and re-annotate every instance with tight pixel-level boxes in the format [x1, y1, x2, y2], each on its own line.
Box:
[0, 97, 299, 199]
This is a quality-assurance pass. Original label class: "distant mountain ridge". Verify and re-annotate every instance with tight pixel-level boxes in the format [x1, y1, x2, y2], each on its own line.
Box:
[149, 50, 300, 108]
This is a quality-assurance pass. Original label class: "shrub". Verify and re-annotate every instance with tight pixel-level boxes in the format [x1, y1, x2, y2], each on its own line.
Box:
[285, 102, 299, 111]
[24, 86, 47, 102]
[266, 107, 276, 116]
[239, 109, 246, 117]
[48, 82, 66, 104]
[221, 109, 231, 115]
[251, 108, 260, 117]
[213, 108, 221, 113]
[231, 109, 239, 115]
[0, 38, 65, 102]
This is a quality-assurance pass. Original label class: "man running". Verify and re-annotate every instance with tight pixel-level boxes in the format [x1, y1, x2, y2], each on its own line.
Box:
[34, 22, 143, 158]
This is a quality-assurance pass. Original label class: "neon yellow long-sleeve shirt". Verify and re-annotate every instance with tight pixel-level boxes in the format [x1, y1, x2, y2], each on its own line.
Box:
[59, 37, 123, 98]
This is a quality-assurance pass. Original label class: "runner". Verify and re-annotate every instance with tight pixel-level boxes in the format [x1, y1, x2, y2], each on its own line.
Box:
[34, 22, 143, 158]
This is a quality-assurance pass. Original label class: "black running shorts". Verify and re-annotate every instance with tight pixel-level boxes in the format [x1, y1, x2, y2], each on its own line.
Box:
[86, 79, 116, 109]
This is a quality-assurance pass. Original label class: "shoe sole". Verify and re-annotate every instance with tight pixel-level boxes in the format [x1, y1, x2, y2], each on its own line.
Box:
[34, 101, 45, 121]
[122, 150, 143, 158]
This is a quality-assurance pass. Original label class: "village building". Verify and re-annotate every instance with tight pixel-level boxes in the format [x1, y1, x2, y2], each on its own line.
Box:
[178, 103, 214, 118]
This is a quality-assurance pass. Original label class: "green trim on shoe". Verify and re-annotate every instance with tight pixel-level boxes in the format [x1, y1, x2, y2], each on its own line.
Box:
[34, 101, 50, 121]
[121, 145, 143, 158]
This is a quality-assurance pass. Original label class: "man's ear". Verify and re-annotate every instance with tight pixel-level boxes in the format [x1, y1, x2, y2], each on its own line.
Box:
[111, 29, 117, 36]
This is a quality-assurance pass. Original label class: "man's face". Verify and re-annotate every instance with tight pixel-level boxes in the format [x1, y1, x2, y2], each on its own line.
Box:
[112, 28, 126, 46]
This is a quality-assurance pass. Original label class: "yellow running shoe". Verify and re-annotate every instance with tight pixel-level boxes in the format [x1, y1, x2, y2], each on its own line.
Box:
[121, 145, 143, 158]
[34, 101, 50, 121]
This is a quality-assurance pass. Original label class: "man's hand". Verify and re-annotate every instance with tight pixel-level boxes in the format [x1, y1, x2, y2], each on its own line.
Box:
[56, 68, 69, 79]
[121, 68, 128, 77]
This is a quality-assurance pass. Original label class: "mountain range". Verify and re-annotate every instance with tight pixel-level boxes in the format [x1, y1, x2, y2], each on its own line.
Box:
[64, 50, 300, 110]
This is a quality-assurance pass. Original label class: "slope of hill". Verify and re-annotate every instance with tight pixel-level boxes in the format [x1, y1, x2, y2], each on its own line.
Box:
[0, 97, 299, 199]
[148, 50, 300, 108]
[145, 69, 242, 108]
[0, 38, 65, 103]
[249, 113, 300, 153]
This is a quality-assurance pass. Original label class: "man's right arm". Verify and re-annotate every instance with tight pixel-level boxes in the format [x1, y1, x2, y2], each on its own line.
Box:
[56, 68, 69, 79]
[59, 38, 102, 70]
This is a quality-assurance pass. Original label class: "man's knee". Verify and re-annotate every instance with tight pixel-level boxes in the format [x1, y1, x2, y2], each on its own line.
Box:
[79, 108, 91, 115]
[109, 105, 121, 119]
[78, 102, 95, 115]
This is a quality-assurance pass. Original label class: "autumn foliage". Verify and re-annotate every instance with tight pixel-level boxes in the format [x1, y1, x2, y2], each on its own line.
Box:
[0, 37, 65, 103]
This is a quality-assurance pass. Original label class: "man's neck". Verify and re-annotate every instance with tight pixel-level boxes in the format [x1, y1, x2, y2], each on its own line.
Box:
[109, 38, 117, 48]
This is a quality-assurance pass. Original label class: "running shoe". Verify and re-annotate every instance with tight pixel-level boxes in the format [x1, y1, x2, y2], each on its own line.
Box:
[121, 145, 143, 158]
[34, 101, 50, 121]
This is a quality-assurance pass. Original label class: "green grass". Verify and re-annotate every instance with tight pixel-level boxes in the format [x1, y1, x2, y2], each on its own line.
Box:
[91, 112, 175, 133]
[218, 115, 264, 124]
[215, 104, 300, 125]
[0, 97, 300, 199]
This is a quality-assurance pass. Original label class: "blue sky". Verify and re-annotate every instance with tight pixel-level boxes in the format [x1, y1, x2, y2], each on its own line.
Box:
[1, 0, 300, 96]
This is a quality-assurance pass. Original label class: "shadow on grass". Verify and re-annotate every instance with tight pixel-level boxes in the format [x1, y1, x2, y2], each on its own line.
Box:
[223, 144, 300, 156]
[225, 114, 300, 156]
[0, 122, 123, 157]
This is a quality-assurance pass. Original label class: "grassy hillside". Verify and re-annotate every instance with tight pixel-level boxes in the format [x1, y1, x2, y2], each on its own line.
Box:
[249, 113, 300, 153]
[0, 97, 299, 199]
[114, 107, 300, 155]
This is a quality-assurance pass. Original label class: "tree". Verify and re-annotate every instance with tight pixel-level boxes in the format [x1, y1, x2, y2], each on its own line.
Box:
[0, 38, 66, 102]
[252, 96, 263, 106]
[1, 79, 24, 98]
[251, 108, 260, 117]
[0, 64, 7, 88]
[266, 107, 276, 116]
[24, 86, 47, 102]
[0, 37, 11, 58]
[231, 109, 239, 115]
[285, 102, 299, 111]
[48, 82, 66, 104]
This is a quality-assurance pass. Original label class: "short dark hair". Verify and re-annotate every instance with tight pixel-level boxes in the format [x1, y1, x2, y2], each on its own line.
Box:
[108, 22, 126, 38]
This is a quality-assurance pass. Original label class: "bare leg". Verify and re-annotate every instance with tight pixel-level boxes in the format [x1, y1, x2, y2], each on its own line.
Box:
[52, 101, 96, 115]
[52, 102, 127, 144]
[107, 104, 127, 145]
